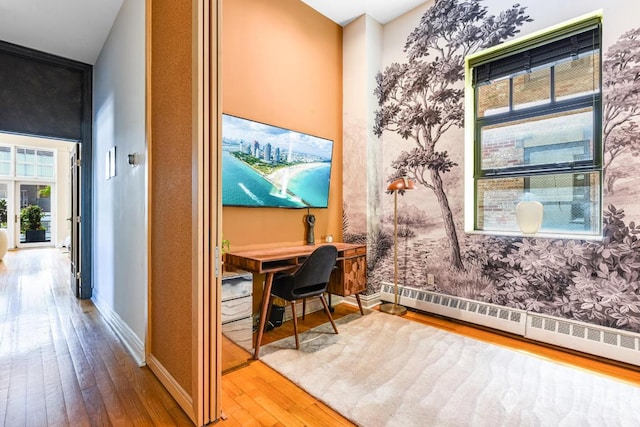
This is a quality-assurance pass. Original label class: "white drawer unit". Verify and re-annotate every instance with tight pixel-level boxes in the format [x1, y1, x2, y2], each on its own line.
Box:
[221, 294, 252, 324]
[222, 273, 252, 301]
[221, 272, 253, 351]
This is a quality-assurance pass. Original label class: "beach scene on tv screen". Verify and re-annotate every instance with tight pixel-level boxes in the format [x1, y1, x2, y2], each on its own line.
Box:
[222, 114, 333, 208]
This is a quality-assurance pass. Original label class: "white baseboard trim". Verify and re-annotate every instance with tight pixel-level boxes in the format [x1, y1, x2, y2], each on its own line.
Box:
[92, 294, 146, 367]
[281, 292, 382, 320]
[342, 292, 382, 309]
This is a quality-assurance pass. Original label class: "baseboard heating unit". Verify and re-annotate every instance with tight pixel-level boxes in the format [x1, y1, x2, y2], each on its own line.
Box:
[381, 283, 640, 367]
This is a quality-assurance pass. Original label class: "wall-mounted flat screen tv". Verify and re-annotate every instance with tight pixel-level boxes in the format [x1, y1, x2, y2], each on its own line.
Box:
[222, 114, 334, 208]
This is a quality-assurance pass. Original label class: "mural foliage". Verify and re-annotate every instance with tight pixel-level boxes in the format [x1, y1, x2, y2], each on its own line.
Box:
[373, 0, 531, 271]
[370, 0, 640, 334]
[603, 27, 640, 195]
[467, 205, 640, 331]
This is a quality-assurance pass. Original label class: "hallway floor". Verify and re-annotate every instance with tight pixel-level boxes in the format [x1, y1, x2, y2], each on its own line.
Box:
[0, 248, 193, 426]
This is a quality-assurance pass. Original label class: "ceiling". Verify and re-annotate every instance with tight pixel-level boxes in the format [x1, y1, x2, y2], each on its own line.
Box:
[0, 0, 124, 64]
[301, 0, 426, 26]
[0, 0, 423, 65]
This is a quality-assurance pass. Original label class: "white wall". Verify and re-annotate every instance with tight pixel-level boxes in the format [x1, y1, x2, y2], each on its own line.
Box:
[92, 0, 146, 363]
[342, 15, 384, 254]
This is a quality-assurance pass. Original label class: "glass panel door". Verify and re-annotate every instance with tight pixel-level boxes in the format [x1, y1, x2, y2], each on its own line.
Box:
[17, 183, 52, 245]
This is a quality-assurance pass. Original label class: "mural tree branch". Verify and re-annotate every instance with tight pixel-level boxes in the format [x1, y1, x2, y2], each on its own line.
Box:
[603, 27, 640, 194]
[373, 0, 530, 271]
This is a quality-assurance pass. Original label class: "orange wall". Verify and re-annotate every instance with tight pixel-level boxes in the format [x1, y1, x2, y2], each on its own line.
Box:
[222, 0, 343, 250]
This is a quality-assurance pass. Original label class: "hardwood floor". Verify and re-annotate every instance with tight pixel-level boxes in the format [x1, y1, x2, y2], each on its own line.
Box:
[0, 248, 193, 426]
[222, 301, 640, 426]
[3, 248, 639, 427]
[220, 308, 358, 426]
[0, 248, 349, 427]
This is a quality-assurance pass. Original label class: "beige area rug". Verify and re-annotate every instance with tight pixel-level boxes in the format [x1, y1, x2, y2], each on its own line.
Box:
[260, 311, 640, 427]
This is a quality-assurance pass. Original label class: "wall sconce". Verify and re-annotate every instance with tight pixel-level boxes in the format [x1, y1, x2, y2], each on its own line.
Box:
[127, 152, 140, 167]
[106, 146, 116, 180]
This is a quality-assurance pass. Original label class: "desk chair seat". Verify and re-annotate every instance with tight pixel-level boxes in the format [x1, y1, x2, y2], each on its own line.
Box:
[269, 245, 339, 349]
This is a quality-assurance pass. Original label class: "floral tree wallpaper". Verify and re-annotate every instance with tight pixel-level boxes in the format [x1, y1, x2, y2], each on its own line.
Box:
[343, 0, 640, 335]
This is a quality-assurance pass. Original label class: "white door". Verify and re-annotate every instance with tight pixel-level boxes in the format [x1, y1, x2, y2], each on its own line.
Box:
[70, 144, 81, 297]
[0, 181, 14, 248]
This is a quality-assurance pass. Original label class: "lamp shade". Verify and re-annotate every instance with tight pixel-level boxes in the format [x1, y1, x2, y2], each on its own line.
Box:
[387, 177, 416, 191]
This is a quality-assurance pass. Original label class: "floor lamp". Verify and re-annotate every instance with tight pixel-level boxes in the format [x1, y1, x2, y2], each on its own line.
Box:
[380, 177, 415, 316]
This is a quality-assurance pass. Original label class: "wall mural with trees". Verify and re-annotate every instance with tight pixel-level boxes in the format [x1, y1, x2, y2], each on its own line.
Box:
[343, 0, 640, 335]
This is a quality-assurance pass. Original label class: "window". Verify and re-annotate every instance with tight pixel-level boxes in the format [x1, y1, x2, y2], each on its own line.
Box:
[16, 148, 55, 179]
[0, 146, 10, 176]
[466, 14, 602, 237]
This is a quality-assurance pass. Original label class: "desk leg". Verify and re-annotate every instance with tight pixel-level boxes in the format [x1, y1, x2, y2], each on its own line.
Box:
[327, 293, 334, 313]
[253, 272, 274, 360]
[355, 294, 364, 315]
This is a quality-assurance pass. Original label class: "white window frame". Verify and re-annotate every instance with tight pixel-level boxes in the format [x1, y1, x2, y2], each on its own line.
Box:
[15, 146, 56, 180]
[0, 144, 12, 177]
[464, 11, 604, 240]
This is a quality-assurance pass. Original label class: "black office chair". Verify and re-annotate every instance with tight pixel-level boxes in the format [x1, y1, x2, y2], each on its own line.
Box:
[268, 245, 339, 349]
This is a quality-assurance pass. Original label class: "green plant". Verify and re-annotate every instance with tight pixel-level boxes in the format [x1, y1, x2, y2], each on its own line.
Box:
[38, 185, 51, 198]
[20, 204, 44, 232]
[221, 237, 230, 255]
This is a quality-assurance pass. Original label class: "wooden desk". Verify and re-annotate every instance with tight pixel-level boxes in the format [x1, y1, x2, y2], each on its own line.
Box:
[224, 242, 367, 359]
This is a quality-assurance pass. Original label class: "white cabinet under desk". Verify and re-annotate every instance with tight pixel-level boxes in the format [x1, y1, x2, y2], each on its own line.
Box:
[222, 272, 252, 319]
[221, 270, 253, 372]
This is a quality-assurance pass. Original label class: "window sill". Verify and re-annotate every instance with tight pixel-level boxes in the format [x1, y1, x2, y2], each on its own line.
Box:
[464, 229, 603, 242]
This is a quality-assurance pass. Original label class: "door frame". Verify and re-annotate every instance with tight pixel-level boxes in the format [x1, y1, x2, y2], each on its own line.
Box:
[0, 41, 93, 299]
[145, 0, 221, 424]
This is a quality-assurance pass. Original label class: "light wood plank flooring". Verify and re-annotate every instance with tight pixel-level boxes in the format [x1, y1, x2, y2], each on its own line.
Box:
[3, 248, 639, 427]
[225, 296, 640, 426]
[0, 248, 350, 426]
[0, 248, 193, 426]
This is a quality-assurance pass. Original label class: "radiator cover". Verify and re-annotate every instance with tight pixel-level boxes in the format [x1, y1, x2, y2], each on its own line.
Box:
[381, 282, 640, 367]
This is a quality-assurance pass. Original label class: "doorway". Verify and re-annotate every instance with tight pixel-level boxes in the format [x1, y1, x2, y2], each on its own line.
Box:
[16, 182, 53, 247]
[0, 40, 93, 299]
[0, 134, 78, 271]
